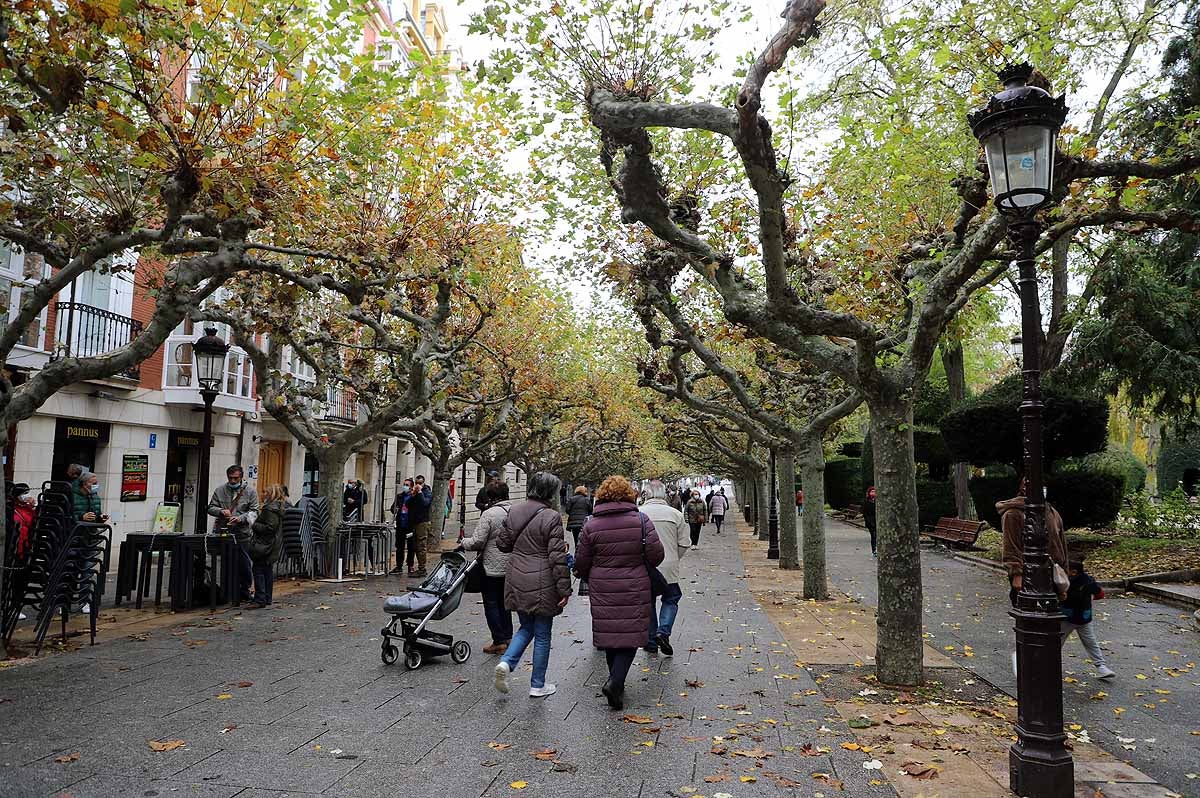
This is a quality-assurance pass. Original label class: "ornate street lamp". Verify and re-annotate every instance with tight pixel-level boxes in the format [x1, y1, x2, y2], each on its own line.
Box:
[766, 448, 780, 560]
[456, 413, 475, 541]
[192, 328, 229, 535]
[970, 62, 1071, 798]
[1010, 335, 1024, 368]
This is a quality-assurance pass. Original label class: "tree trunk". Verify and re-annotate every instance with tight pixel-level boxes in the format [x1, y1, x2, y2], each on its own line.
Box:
[941, 342, 975, 520]
[317, 448, 351, 530]
[0, 440, 8, 660]
[798, 438, 828, 600]
[870, 397, 924, 687]
[430, 469, 452, 541]
[756, 468, 770, 541]
[777, 448, 799, 569]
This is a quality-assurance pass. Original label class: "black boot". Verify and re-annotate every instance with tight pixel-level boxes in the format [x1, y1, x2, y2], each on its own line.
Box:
[601, 679, 623, 710]
[657, 634, 674, 657]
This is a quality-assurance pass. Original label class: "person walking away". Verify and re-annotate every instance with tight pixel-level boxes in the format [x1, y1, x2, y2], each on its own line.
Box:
[999, 477, 1068, 674]
[708, 488, 729, 535]
[462, 480, 513, 654]
[207, 465, 259, 603]
[476, 470, 500, 513]
[1060, 558, 1115, 679]
[863, 486, 877, 557]
[795, 488, 804, 515]
[564, 485, 593, 595]
[493, 472, 571, 698]
[407, 475, 434, 578]
[574, 475, 665, 710]
[248, 485, 286, 607]
[684, 490, 707, 549]
[390, 479, 413, 575]
[639, 480, 688, 657]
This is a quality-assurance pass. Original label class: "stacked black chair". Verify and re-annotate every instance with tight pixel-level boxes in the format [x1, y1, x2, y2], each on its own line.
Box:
[30, 518, 111, 653]
[280, 504, 305, 576]
[1, 481, 75, 646]
[299, 497, 331, 577]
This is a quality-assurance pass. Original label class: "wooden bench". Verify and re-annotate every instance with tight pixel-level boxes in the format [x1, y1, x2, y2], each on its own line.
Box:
[834, 504, 864, 526]
[924, 517, 986, 548]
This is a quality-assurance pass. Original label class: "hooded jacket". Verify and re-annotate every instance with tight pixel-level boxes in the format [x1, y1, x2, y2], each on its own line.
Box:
[575, 501, 665, 649]
[997, 496, 1067, 579]
[497, 499, 572, 616]
[461, 499, 513, 577]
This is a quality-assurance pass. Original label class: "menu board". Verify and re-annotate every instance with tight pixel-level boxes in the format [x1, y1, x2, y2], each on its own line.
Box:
[120, 454, 149, 502]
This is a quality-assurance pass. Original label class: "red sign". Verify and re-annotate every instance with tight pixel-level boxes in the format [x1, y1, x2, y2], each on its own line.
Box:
[120, 454, 149, 502]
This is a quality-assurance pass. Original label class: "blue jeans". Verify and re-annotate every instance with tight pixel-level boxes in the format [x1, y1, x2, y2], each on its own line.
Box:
[648, 583, 683, 645]
[482, 575, 513, 644]
[252, 563, 273, 605]
[501, 612, 553, 688]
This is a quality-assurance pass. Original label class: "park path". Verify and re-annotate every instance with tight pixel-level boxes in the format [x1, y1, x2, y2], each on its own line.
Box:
[0, 522, 897, 798]
[822, 516, 1198, 796]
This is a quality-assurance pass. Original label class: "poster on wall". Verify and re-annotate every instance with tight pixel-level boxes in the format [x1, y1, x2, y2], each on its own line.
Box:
[120, 454, 149, 502]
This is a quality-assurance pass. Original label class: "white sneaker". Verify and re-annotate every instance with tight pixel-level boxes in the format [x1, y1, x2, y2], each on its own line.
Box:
[529, 684, 557, 698]
[18, 612, 27, 621]
[494, 662, 510, 694]
[81, 603, 91, 615]
[1097, 665, 1116, 680]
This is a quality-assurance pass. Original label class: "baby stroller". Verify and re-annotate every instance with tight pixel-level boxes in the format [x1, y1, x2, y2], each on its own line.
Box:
[380, 550, 475, 670]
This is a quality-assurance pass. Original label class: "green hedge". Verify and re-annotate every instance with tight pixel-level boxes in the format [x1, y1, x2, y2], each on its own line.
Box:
[916, 479, 958, 529]
[969, 470, 1123, 531]
[824, 457, 864, 509]
[940, 374, 1109, 470]
[1158, 430, 1200, 496]
[1059, 447, 1147, 496]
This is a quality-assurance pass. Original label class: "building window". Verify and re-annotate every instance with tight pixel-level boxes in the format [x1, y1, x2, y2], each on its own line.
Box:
[1, 243, 49, 351]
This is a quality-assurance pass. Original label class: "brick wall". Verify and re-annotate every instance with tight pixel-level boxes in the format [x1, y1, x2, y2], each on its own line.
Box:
[135, 258, 165, 390]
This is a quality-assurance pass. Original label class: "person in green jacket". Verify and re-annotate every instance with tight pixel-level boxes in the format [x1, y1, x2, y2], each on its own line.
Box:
[247, 484, 286, 608]
[72, 472, 108, 524]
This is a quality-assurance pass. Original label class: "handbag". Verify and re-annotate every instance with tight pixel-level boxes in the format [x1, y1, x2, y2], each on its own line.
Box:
[639, 512, 669, 597]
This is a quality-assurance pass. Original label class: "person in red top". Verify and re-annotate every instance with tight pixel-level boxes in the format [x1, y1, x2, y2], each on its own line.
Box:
[795, 489, 804, 512]
[12, 487, 36, 559]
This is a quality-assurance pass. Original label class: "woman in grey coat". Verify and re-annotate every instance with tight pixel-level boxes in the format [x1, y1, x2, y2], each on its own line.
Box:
[461, 480, 513, 653]
[493, 472, 572, 699]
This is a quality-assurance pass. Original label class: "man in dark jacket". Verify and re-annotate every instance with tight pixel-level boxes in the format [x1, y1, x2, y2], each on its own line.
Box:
[407, 475, 434, 577]
[343, 479, 368, 522]
[475, 470, 500, 512]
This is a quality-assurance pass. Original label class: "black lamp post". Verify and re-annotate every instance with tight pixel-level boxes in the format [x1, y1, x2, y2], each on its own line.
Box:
[456, 414, 474, 540]
[766, 448, 780, 559]
[970, 62, 1071, 798]
[192, 327, 229, 535]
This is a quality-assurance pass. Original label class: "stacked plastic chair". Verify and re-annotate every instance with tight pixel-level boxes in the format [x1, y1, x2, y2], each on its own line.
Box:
[279, 504, 306, 576]
[30, 514, 111, 654]
[297, 496, 331, 578]
[1, 481, 75, 646]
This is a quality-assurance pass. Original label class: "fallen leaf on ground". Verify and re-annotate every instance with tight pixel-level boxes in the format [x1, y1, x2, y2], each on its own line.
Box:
[623, 714, 654, 724]
[219, 725, 237, 734]
[685, 679, 705, 688]
[739, 775, 757, 783]
[215, 693, 233, 700]
[54, 753, 80, 763]
[731, 747, 771, 758]
[487, 742, 512, 750]
[236, 681, 253, 688]
[551, 761, 577, 774]
[902, 761, 941, 779]
[847, 717, 877, 729]
[704, 773, 728, 783]
[813, 772, 845, 789]
[840, 742, 861, 751]
[531, 749, 557, 761]
[799, 744, 823, 757]
[147, 740, 185, 752]
[509, 781, 527, 789]
[481, 760, 500, 768]
[884, 713, 919, 726]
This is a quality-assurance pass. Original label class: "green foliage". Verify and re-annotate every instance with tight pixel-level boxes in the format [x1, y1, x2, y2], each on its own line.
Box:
[1047, 470, 1124, 530]
[914, 377, 952, 426]
[1117, 488, 1200, 539]
[1058, 446, 1147, 496]
[838, 441, 863, 458]
[1157, 429, 1200, 497]
[824, 457, 864, 510]
[913, 426, 952, 472]
[940, 374, 1109, 471]
[916, 479, 958, 529]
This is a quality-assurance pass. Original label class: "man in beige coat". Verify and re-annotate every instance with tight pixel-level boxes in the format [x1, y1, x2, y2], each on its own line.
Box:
[640, 479, 691, 657]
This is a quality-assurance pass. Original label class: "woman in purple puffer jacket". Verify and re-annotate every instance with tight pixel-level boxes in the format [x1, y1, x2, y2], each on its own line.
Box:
[575, 475, 665, 710]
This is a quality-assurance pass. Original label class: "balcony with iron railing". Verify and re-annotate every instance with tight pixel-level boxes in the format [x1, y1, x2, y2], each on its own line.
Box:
[53, 302, 144, 380]
[323, 386, 361, 425]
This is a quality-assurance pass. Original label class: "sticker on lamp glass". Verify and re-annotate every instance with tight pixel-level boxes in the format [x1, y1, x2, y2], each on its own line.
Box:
[1019, 156, 1035, 170]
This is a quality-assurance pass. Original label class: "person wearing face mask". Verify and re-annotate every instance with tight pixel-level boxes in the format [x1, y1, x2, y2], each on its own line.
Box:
[72, 472, 109, 524]
[207, 465, 260, 602]
[12, 486, 36, 560]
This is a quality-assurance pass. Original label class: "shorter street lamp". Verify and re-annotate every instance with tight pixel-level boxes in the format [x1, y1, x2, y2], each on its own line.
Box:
[456, 414, 474, 541]
[969, 62, 1071, 798]
[193, 328, 229, 535]
[766, 449, 780, 560]
[1010, 335, 1024, 368]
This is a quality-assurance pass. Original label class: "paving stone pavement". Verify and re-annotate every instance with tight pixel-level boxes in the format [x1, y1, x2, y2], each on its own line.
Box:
[822, 518, 1200, 796]
[0, 527, 900, 798]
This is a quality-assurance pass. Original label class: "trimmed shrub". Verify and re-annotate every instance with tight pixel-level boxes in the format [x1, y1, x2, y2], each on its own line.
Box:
[916, 479, 958, 529]
[1158, 430, 1200, 497]
[838, 441, 863, 458]
[1047, 470, 1124, 530]
[970, 475, 1019, 529]
[915, 377, 952, 426]
[1059, 447, 1148, 496]
[824, 457, 863, 510]
[940, 373, 1109, 471]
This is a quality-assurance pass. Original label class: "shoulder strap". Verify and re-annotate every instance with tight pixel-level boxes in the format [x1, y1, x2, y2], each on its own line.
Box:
[639, 511, 649, 561]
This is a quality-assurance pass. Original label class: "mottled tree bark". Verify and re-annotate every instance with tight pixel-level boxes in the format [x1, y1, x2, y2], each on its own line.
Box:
[777, 447, 799, 569]
[941, 342, 975, 519]
[430, 468, 453, 541]
[756, 469, 770, 542]
[798, 438, 828, 600]
[870, 399, 924, 686]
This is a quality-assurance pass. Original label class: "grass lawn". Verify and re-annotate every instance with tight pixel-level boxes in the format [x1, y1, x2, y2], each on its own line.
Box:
[970, 528, 1200, 580]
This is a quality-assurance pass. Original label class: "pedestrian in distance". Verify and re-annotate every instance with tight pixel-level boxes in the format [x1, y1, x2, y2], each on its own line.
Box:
[207, 465, 259, 603]
[708, 488, 729, 535]
[639, 479, 689, 657]
[247, 485, 286, 608]
[684, 489, 708, 549]
[476, 470, 501, 512]
[343, 478, 367, 523]
[574, 475, 665, 710]
[407, 475, 434, 578]
[493, 472, 572, 698]
[863, 486, 877, 557]
[389, 479, 414, 575]
[1060, 558, 1116, 679]
[564, 485, 593, 595]
[795, 488, 804, 514]
[667, 488, 683, 511]
[461, 480, 513, 654]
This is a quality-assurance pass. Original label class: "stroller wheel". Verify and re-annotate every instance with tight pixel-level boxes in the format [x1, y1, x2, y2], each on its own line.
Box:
[381, 644, 400, 665]
[450, 640, 471, 664]
[404, 647, 423, 670]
